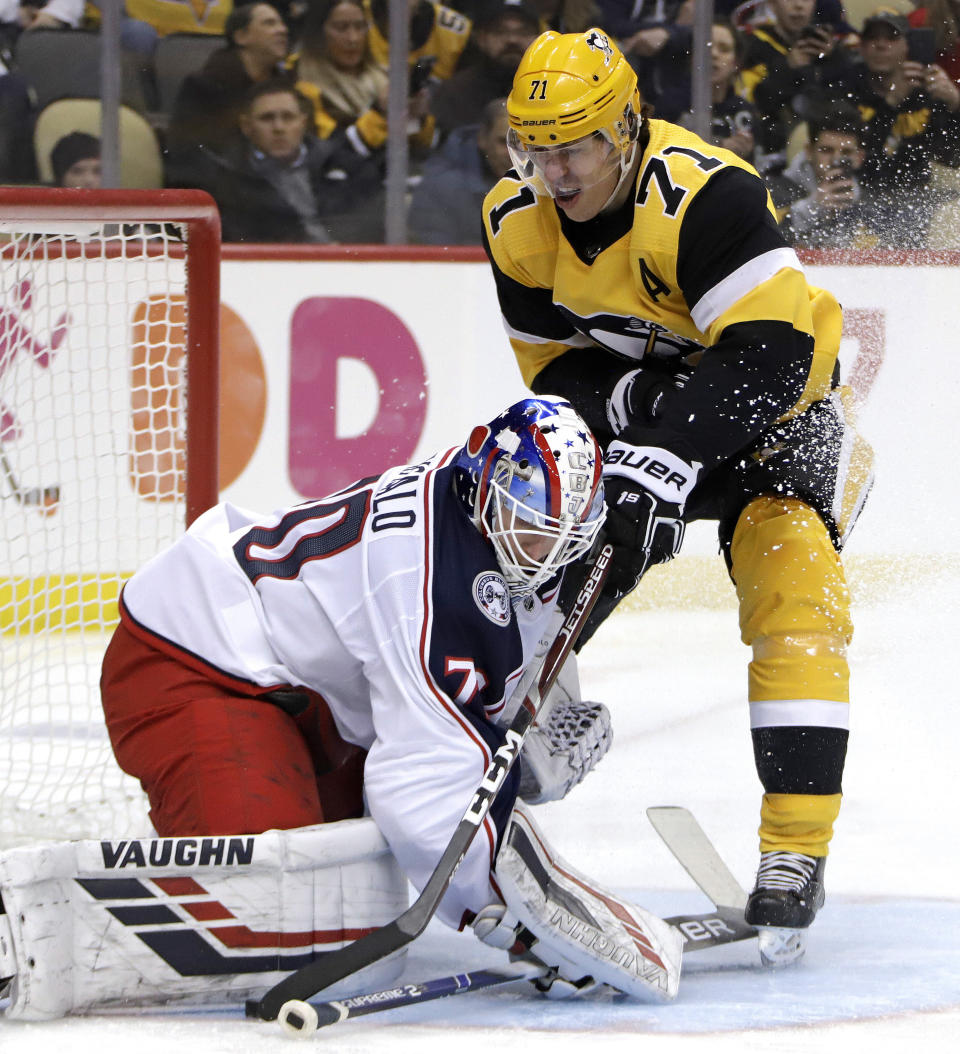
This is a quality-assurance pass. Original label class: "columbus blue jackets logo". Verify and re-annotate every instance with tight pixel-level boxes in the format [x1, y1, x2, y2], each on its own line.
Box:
[473, 572, 510, 625]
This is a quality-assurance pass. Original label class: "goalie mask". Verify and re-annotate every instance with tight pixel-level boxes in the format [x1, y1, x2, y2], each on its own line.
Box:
[506, 29, 644, 208]
[453, 397, 605, 596]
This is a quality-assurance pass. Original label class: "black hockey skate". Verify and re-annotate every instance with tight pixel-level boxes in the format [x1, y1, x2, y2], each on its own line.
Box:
[744, 851, 825, 967]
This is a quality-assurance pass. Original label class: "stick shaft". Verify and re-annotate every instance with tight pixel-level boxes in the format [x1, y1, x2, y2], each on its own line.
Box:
[312, 963, 542, 1028]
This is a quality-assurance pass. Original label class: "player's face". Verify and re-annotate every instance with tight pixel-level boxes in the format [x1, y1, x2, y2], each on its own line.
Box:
[323, 1, 369, 72]
[502, 513, 561, 570]
[526, 134, 621, 221]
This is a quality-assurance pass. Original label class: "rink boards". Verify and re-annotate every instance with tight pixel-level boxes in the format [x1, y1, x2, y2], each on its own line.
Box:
[2, 249, 956, 625]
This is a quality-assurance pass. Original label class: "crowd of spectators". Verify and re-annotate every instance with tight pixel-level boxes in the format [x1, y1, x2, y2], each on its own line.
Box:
[2, 0, 960, 248]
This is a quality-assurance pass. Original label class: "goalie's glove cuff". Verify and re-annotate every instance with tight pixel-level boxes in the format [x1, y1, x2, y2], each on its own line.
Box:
[518, 699, 612, 804]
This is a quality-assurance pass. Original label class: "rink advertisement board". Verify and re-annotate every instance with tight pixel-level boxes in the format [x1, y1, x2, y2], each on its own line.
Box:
[4, 247, 951, 606]
[215, 248, 960, 573]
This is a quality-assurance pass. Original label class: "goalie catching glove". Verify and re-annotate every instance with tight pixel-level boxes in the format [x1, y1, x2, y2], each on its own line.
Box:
[506, 654, 612, 805]
[518, 697, 611, 805]
[473, 804, 683, 1001]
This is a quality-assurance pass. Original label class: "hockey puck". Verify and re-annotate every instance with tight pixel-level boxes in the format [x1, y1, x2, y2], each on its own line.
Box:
[279, 999, 319, 1037]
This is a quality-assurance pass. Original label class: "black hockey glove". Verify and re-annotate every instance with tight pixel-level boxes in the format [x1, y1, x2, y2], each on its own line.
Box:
[601, 440, 702, 568]
[603, 366, 697, 568]
[568, 441, 702, 653]
[606, 364, 691, 437]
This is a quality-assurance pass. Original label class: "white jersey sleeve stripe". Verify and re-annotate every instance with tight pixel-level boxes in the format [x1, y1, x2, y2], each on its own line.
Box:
[749, 699, 850, 730]
[689, 248, 803, 333]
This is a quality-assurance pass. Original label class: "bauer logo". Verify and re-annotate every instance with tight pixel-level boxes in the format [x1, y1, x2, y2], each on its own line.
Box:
[675, 916, 737, 945]
[473, 572, 510, 625]
[100, 837, 255, 869]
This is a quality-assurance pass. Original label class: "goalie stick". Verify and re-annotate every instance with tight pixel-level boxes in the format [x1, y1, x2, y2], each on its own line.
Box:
[246, 542, 615, 1023]
[276, 810, 758, 1035]
[0, 444, 59, 511]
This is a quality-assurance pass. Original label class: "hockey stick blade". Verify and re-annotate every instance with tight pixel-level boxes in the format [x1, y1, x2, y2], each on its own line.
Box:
[647, 806, 749, 911]
[247, 543, 614, 1022]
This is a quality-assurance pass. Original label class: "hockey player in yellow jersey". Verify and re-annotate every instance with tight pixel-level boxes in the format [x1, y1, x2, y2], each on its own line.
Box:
[481, 27, 874, 967]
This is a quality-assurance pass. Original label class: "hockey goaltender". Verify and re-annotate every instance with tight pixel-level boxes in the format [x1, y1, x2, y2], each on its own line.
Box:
[0, 397, 686, 1020]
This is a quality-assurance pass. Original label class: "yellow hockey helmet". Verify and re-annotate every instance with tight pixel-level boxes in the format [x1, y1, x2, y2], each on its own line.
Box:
[506, 29, 643, 201]
[507, 28, 641, 148]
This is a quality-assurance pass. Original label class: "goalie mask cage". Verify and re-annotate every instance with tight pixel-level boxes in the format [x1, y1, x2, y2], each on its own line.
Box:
[0, 189, 220, 849]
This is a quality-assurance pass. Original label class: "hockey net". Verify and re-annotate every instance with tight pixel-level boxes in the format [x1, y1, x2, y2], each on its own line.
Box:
[0, 189, 220, 849]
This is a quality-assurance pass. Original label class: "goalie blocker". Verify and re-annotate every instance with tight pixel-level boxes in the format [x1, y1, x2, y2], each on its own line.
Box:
[0, 820, 407, 1020]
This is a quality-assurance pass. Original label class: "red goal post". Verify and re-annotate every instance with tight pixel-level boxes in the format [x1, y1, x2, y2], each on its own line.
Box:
[0, 189, 220, 847]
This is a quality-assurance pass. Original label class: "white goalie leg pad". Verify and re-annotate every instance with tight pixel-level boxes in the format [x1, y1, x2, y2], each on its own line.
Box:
[0, 819, 408, 1020]
[0, 900, 16, 985]
[492, 804, 683, 1001]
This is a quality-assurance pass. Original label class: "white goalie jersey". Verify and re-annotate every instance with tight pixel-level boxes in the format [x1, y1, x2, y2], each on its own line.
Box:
[120, 447, 559, 928]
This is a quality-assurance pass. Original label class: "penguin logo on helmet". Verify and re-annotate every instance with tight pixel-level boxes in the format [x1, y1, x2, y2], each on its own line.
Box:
[585, 29, 614, 64]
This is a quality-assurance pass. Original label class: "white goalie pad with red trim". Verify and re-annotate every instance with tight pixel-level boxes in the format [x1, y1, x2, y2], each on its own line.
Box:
[494, 804, 683, 1000]
[0, 819, 408, 1020]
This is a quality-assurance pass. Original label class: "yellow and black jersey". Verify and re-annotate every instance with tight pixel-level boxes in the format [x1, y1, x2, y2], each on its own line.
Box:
[737, 24, 787, 105]
[121, 0, 230, 36]
[365, 0, 472, 81]
[481, 119, 842, 468]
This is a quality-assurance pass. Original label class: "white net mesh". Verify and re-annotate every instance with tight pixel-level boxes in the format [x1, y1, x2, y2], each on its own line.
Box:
[0, 217, 203, 847]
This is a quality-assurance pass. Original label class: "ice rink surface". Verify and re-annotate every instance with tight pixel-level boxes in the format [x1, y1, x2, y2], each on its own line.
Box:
[3, 559, 958, 1054]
